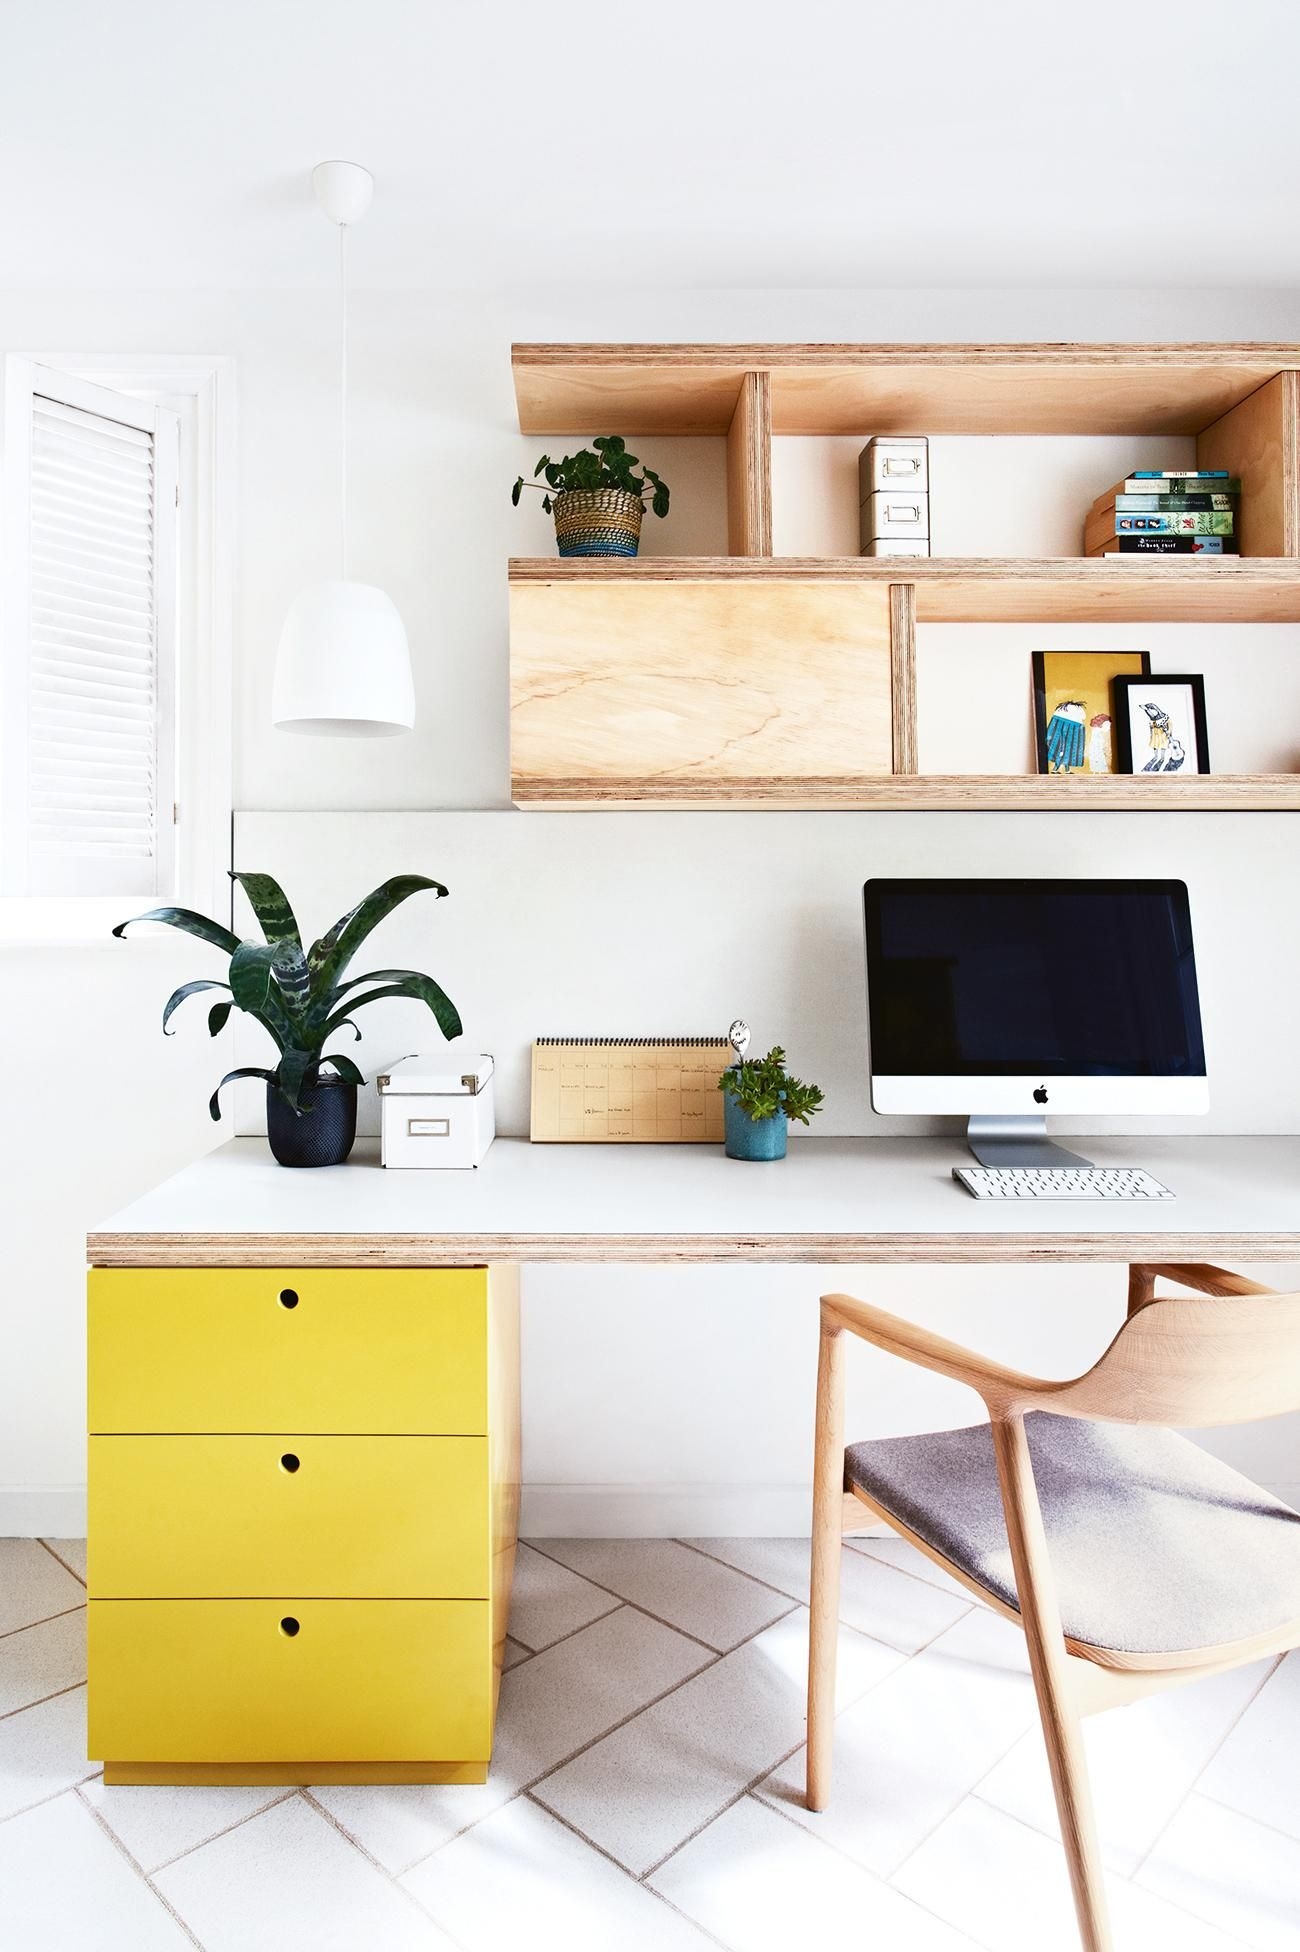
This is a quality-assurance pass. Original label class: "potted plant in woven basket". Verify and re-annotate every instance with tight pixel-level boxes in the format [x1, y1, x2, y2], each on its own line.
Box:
[512, 435, 669, 557]
[114, 871, 462, 1168]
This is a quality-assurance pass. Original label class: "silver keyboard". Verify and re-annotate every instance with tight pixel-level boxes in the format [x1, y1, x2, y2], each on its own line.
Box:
[953, 1166, 1174, 1201]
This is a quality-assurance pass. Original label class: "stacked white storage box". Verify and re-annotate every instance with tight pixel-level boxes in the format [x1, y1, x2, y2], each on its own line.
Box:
[858, 437, 930, 557]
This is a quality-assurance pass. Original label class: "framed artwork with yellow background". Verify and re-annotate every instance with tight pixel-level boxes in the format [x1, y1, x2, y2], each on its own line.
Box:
[1032, 650, 1151, 776]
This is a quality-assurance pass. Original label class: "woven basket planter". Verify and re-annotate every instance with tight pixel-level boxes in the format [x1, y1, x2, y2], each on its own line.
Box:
[552, 488, 644, 558]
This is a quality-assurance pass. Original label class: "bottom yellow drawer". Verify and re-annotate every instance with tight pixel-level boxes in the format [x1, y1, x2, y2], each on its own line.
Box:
[88, 1599, 493, 1762]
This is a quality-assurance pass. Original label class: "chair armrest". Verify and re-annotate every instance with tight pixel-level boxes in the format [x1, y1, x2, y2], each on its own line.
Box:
[1134, 1261, 1277, 1300]
[820, 1292, 1053, 1414]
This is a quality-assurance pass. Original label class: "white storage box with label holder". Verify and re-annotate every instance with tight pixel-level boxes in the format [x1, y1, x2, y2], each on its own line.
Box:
[377, 1055, 496, 1168]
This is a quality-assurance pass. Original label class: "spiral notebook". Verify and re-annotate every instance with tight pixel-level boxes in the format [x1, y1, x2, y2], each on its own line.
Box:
[530, 1036, 732, 1143]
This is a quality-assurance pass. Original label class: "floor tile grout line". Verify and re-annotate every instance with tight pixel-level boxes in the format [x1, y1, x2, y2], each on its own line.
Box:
[742, 1786, 1001, 1952]
[130, 1787, 300, 1876]
[298, 1786, 477, 1945]
[0, 1765, 101, 1829]
[845, 1535, 982, 1601]
[505, 1592, 624, 1659]
[0, 1677, 87, 1723]
[1126, 1651, 1288, 1881]
[73, 1785, 210, 1952]
[0, 1602, 85, 1645]
[1190, 1783, 1300, 1854]
[36, 1538, 87, 1587]
[519, 1539, 776, 1654]
[880, 1712, 1042, 1889]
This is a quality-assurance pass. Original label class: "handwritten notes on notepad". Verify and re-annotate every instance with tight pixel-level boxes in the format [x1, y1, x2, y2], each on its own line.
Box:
[530, 1038, 731, 1143]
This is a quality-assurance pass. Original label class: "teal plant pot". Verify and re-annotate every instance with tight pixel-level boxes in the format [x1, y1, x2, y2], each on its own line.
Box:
[723, 1089, 788, 1161]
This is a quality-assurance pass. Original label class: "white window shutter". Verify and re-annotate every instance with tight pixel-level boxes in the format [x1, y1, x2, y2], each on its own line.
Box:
[2, 363, 179, 898]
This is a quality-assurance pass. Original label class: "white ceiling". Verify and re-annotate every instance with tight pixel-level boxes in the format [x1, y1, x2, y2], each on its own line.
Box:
[4, 0, 1299, 293]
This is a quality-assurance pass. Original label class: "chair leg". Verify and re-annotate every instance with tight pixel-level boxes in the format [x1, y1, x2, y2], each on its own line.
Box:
[992, 1416, 1113, 1952]
[807, 1314, 845, 1811]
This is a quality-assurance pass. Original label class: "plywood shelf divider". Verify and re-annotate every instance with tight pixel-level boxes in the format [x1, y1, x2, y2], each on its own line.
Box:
[888, 585, 918, 775]
[509, 556, 1300, 623]
[725, 372, 773, 556]
[511, 774, 1300, 812]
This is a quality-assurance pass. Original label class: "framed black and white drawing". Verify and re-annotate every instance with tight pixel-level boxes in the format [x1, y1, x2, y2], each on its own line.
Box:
[1113, 674, 1210, 776]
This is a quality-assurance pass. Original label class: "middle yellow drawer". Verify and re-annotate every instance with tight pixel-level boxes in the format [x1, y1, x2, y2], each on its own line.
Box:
[89, 1436, 489, 1598]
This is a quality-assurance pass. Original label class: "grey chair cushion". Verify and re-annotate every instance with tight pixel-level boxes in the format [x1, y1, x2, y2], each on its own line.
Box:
[844, 1413, 1300, 1655]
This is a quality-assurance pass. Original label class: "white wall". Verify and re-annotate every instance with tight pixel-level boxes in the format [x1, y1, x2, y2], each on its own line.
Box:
[4, 282, 1300, 1533]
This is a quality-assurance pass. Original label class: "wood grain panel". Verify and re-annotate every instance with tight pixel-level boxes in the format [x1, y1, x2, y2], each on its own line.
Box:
[726, 372, 772, 555]
[512, 343, 1298, 437]
[86, 1230, 1300, 1268]
[1197, 371, 1300, 557]
[889, 584, 918, 774]
[510, 555, 1300, 623]
[510, 578, 892, 788]
[510, 773, 1300, 811]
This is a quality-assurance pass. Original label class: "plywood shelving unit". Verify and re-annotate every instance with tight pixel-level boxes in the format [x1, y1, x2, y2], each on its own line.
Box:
[509, 342, 1300, 809]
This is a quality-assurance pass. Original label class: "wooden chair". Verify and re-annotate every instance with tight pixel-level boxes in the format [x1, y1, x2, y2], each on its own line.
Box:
[807, 1264, 1300, 1952]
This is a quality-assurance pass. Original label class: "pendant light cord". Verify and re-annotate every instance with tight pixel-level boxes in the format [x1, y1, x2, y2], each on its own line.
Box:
[339, 218, 349, 581]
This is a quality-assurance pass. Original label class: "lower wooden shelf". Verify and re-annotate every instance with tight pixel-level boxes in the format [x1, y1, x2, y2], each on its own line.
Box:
[511, 774, 1300, 812]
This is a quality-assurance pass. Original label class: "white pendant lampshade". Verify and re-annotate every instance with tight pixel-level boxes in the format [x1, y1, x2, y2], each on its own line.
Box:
[273, 581, 415, 737]
[272, 161, 415, 738]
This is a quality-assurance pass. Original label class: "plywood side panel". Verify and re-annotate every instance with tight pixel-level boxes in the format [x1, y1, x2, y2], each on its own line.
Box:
[510, 579, 892, 788]
[726, 372, 773, 556]
[889, 585, 918, 774]
[1197, 372, 1300, 558]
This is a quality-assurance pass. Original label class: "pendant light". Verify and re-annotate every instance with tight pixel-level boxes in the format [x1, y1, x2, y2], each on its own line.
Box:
[272, 160, 415, 737]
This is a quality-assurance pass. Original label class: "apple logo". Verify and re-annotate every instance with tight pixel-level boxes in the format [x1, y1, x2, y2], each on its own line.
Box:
[1033, 1086, 1049, 1105]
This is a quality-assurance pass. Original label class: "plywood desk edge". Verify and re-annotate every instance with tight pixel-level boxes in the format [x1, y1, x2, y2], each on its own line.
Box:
[85, 1229, 1300, 1268]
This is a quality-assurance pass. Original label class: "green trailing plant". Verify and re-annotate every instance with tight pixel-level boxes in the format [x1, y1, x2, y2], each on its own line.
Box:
[718, 1046, 824, 1126]
[512, 435, 669, 516]
[114, 871, 463, 1122]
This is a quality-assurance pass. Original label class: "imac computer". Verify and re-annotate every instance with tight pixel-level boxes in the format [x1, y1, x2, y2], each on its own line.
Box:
[864, 878, 1208, 1171]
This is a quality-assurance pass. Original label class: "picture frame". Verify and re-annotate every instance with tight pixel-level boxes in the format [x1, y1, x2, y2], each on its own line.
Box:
[1032, 650, 1151, 776]
[1113, 674, 1211, 776]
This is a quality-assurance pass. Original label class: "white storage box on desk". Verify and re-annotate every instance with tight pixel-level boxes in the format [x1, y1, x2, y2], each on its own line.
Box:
[377, 1054, 496, 1168]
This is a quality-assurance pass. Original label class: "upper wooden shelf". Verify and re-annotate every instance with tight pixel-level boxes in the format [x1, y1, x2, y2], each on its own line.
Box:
[512, 342, 1300, 437]
[509, 555, 1300, 624]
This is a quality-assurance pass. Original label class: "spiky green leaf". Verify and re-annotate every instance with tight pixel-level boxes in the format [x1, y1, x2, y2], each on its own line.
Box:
[208, 1000, 233, 1037]
[320, 1051, 364, 1086]
[162, 979, 231, 1035]
[324, 974, 462, 1043]
[113, 907, 240, 954]
[228, 872, 302, 953]
[209, 1067, 274, 1122]
[306, 876, 449, 1004]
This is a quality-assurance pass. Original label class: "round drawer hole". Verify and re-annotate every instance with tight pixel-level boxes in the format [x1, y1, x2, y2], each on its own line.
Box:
[280, 1616, 300, 1637]
[278, 1288, 299, 1310]
[280, 1453, 300, 1474]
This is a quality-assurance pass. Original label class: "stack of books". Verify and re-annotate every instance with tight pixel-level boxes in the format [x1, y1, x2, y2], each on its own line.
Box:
[1084, 469, 1240, 558]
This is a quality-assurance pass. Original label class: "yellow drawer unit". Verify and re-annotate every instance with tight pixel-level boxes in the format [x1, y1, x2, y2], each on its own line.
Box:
[88, 1599, 493, 1764]
[89, 1435, 491, 1598]
[87, 1263, 519, 1786]
[88, 1266, 490, 1434]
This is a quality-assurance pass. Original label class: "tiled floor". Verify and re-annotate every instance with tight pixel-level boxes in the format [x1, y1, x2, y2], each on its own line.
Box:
[2, 1533, 1296, 1950]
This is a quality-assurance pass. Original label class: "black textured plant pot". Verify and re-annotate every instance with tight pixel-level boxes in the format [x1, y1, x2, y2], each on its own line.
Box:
[266, 1075, 358, 1168]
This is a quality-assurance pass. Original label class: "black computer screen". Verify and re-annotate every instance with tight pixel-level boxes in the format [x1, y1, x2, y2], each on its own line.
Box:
[864, 879, 1206, 1077]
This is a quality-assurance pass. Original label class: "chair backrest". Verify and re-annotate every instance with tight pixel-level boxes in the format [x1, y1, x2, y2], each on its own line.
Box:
[1043, 1292, 1300, 1427]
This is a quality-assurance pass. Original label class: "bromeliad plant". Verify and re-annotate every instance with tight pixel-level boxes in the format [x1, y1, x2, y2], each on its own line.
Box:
[114, 871, 463, 1120]
[717, 1047, 824, 1125]
[511, 435, 670, 517]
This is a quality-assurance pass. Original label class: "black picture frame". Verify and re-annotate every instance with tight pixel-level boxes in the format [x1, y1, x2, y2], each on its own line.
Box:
[1113, 674, 1211, 775]
[1031, 650, 1151, 776]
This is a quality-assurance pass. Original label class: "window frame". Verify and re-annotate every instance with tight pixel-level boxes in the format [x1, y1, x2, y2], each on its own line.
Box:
[1, 353, 234, 942]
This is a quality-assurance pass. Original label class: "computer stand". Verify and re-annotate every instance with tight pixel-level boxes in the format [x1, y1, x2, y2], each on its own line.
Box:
[965, 1116, 1095, 1170]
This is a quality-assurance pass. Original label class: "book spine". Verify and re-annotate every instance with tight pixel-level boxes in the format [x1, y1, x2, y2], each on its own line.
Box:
[1115, 512, 1233, 535]
[1115, 494, 1235, 511]
[1101, 535, 1230, 553]
[1130, 469, 1229, 479]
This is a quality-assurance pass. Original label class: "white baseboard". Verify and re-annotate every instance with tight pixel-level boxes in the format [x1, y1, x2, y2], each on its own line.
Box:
[0, 1487, 87, 1537]
[520, 1482, 844, 1538]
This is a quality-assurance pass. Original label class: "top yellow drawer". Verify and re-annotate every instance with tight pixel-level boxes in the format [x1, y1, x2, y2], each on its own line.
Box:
[88, 1268, 488, 1434]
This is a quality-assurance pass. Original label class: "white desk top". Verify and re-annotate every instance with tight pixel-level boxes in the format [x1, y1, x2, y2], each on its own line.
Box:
[88, 1135, 1300, 1266]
